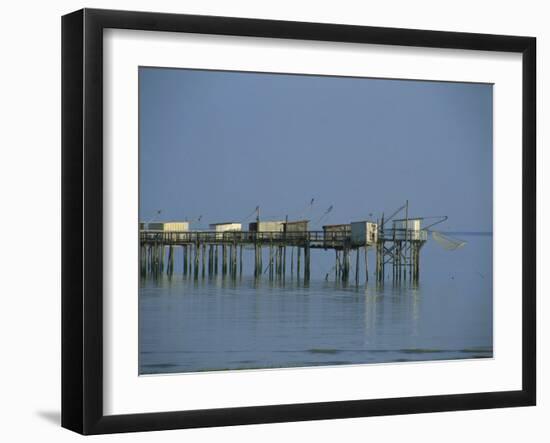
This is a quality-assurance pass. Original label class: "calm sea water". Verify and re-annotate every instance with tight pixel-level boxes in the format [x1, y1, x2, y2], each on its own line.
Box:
[139, 233, 492, 374]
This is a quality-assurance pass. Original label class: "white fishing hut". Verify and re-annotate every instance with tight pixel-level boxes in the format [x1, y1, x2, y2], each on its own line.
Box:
[148, 221, 190, 232]
[209, 222, 242, 240]
[392, 219, 424, 240]
[351, 221, 379, 246]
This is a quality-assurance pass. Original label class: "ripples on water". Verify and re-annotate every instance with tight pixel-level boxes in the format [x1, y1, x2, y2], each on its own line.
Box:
[139, 234, 493, 374]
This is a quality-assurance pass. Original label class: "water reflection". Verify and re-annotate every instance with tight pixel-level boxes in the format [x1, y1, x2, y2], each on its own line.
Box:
[139, 235, 493, 374]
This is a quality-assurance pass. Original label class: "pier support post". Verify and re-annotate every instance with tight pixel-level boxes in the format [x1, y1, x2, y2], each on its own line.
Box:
[418, 243, 421, 282]
[269, 243, 274, 280]
[229, 244, 233, 276]
[159, 244, 163, 275]
[399, 241, 403, 282]
[365, 247, 369, 283]
[208, 245, 213, 276]
[304, 243, 311, 283]
[239, 245, 243, 277]
[297, 247, 301, 279]
[168, 245, 174, 275]
[254, 244, 260, 278]
[355, 248, 360, 286]
[398, 241, 402, 283]
[277, 246, 282, 277]
[222, 245, 227, 276]
[376, 242, 383, 284]
[193, 243, 198, 279]
[201, 243, 206, 278]
[214, 245, 220, 275]
[348, 248, 351, 282]
[229, 244, 233, 278]
[183, 245, 187, 276]
[416, 243, 422, 283]
[282, 246, 286, 279]
[397, 242, 400, 283]
[412, 241, 418, 283]
[140, 245, 145, 275]
[374, 245, 381, 283]
[259, 246, 263, 277]
[275, 246, 279, 277]
[335, 250, 339, 281]
[188, 245, 192, 275]
[232, 242, 237, 278]
[341, 248, 347, 283]
[254, 243, 262, 278]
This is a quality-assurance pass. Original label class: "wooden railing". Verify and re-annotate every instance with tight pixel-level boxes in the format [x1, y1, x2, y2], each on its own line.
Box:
[139, 228, 428, 246]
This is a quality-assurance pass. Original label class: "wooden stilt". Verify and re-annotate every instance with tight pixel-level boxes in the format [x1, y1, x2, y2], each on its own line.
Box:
[269, 243, 274, 280]
[260, 246, 263, 277]
[355, 248, 360, 286]
[304, 243, 310, 283]
[297, 247, 301, 279]
[222, 245, 227, 276]
[364, 246, 369, 283]
[168, 245, 173, 275]
[254, 243, 262, 277]
[183, 245, 187, 276]
[282, 246, 286, 279]
[214, 245, 218, 275]
[239, 245, 243, 276]
[201, 243, 206, 278]
[195, 243, 199, 279]
[343, 249, 347, 282]
[290, 247, 294, 278]
[232, 242, 237, 278]
[208, 245, 212, 276]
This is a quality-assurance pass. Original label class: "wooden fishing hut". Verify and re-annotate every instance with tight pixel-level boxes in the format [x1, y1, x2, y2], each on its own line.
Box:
[248, 220, 285, 233]
[322, 224, 350, 248]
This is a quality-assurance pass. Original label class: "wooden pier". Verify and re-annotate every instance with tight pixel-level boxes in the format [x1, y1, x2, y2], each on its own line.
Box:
[139, 226, 428, 285]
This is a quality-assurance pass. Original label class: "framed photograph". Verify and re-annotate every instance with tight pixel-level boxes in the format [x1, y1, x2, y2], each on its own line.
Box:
[61, 8, 536, 435]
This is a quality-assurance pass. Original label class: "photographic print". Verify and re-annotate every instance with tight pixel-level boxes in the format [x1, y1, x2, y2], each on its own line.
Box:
[138, 67, 493, 375]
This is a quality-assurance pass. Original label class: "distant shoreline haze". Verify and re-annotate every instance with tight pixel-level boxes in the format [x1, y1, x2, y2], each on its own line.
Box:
[439, 231, 493, 235]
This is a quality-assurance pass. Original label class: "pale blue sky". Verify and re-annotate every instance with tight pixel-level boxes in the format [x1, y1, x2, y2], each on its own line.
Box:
[139, 67, 492, 232]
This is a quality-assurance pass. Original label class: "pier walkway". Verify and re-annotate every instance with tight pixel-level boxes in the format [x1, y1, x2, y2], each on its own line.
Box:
[140, 228, 428, 284]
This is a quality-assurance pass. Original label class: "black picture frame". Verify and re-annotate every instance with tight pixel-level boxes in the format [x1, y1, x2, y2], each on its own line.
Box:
[61, 8, 536, 435]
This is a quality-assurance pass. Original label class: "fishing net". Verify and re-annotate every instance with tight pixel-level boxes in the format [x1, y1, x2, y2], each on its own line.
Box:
[432, 231, 466, 251]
